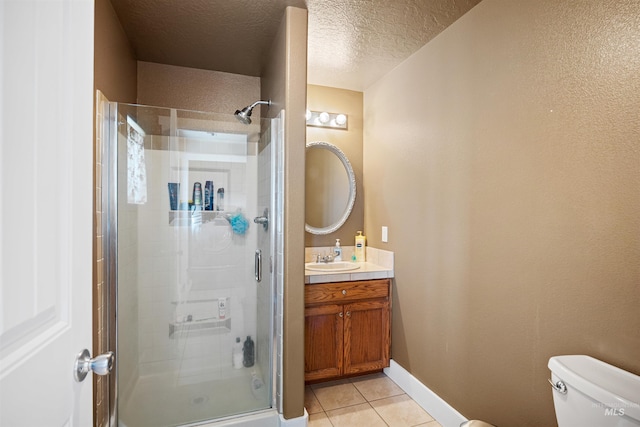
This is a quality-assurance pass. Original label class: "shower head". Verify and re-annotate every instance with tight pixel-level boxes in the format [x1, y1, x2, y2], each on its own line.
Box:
[234, 100, 271, 125]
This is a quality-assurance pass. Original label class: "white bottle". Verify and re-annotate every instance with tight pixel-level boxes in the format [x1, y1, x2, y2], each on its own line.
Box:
[232, 337, 243, 369]
[218, 297, 227, 319]
[334, 239, 342, 261]
[355, 231, 366, 262]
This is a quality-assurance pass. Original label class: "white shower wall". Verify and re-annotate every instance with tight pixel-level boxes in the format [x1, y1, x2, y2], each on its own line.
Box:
[130, 139, 260, 382]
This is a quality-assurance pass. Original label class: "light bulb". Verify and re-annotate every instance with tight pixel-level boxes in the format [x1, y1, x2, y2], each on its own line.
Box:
[319, 112, 330, 124]
[335, 114, 347, 126]
[305, 109, 312, 121]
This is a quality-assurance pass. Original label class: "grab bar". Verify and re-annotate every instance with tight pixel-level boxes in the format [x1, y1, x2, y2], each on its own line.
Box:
[255, 249, 262, 283]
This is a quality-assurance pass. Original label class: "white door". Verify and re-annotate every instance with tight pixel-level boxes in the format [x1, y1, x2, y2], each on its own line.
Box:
[0, 0, 95, 425]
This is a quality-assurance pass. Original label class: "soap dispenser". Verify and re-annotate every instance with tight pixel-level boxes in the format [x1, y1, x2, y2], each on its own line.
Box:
[334, 239, 342, 261]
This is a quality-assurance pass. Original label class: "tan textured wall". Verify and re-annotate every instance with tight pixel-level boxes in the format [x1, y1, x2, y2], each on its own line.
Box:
[363, 1, 640, 426]
[137, 61, 260, 112]
[94, 0, 137, 103]
[261, 7, 308, 419]
[306, 85, 364, 248]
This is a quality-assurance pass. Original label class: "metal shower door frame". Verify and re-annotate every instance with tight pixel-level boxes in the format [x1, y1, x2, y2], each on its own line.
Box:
[100, 101, 281, 427]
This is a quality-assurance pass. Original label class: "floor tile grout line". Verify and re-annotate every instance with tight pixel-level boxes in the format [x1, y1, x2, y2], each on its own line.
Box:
[310, 381, 368, 412]
[325, 400, 375, 414]
[321, 409, 335, 427]
[371, 400, 391, 427]
[323, 402, 390, 427]
[307, 372, 441, 426]
[365, 391, 409, 404]
[371, 393, 439, 427]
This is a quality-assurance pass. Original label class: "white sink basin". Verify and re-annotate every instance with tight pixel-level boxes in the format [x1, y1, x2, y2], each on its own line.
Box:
[305, 262, 361, 272]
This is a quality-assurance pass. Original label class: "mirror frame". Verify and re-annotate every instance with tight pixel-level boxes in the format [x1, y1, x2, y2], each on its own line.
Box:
[305, 141, 357, 235]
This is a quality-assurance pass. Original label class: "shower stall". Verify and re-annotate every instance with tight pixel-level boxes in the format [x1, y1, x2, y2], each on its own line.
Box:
[100, 99, 283, 427]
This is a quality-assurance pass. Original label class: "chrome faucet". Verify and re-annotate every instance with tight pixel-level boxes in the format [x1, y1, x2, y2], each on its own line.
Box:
[316, 253, 335, 263]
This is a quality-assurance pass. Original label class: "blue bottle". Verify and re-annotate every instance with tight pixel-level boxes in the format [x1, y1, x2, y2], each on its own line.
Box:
[204, 181, 214, 211]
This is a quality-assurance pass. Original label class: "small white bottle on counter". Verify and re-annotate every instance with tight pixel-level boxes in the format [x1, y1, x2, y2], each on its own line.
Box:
[334, 239, 342, 261]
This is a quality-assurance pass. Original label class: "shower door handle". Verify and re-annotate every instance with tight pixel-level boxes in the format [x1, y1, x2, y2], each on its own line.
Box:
[74, 349, 115, 382]
[255, 249, 262, 283]
[253, 208, 269, 231]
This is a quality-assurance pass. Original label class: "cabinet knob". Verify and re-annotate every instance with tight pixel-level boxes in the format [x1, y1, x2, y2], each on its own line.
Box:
[339, 312, 343, 318]
[346, 311, 351, 317]
[342, 290, 347, 295]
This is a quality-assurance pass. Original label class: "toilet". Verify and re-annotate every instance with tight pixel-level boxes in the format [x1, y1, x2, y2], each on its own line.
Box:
[548, 355, 640, 426]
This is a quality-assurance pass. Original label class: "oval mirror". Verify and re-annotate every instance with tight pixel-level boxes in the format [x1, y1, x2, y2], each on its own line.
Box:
[305, 141, 356, 235]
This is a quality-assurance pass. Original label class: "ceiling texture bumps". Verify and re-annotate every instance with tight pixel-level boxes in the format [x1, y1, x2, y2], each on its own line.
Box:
[109, 0, 482, 91]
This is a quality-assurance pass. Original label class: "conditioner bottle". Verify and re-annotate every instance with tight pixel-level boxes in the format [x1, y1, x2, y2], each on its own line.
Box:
[243, 335, 255, 367]
[232, 337, 243, 369]
[355, 231, 366, 262]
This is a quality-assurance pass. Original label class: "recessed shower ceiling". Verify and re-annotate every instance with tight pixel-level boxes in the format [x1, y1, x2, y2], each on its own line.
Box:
[109, 0, 482, 92]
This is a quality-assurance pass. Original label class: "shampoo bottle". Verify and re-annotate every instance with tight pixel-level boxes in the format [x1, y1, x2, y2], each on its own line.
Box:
[192, 182, 203, 210]
[232, 337, 243, 369]
[217, 188, 225, 211]
[204, 181, 214, 211]
[355, 231, 366, 262]
[334, 239, 342, 261]
[243, 335, 255, 367]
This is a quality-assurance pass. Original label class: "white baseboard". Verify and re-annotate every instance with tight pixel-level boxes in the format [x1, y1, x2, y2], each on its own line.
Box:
[279, 408, 308, 427]
[384, 359, 467, 427]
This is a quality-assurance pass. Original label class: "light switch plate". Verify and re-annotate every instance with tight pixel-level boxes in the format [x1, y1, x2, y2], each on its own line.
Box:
[382, 226, 388, 243]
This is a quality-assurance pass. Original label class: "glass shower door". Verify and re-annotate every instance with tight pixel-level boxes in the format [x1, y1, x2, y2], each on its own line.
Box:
[106, 103, 274, 427]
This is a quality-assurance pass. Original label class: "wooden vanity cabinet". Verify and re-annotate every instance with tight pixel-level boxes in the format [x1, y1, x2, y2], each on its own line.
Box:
[304, 279, 391, 382]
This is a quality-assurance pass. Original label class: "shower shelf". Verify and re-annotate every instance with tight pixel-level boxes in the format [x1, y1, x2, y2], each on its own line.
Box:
[169, 317, 231, 338]
[169, 210, 229, 226]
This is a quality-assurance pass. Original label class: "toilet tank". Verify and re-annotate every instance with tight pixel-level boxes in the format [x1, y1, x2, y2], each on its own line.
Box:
[548, 355, 640, 427]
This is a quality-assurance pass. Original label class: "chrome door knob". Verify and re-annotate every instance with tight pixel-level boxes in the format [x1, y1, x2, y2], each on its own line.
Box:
[74, 349, 115, 382]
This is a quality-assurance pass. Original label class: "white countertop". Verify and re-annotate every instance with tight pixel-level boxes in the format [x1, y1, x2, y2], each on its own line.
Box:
[304, 261, 394, 284]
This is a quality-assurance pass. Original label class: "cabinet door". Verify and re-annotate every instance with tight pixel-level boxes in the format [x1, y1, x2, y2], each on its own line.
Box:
[344, 300, 390, 375]
[305, 304, 344, 381]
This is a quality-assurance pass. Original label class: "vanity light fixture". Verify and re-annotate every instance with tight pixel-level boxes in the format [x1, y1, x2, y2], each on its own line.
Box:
[319, 112, 330, 124]
[305, 110, 348, 130]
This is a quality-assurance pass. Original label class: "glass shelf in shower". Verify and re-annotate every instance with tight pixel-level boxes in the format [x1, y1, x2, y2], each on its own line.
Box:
[169, 317, 231, 338]
[169, 210, 230, 226]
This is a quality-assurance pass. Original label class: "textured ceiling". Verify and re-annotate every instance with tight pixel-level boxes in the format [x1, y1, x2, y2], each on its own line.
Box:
[307, 0, 482, 90]
[109, 0, 482, 92]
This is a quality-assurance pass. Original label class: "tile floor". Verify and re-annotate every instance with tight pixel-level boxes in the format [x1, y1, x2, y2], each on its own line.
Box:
[305, 373, 443, 427]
